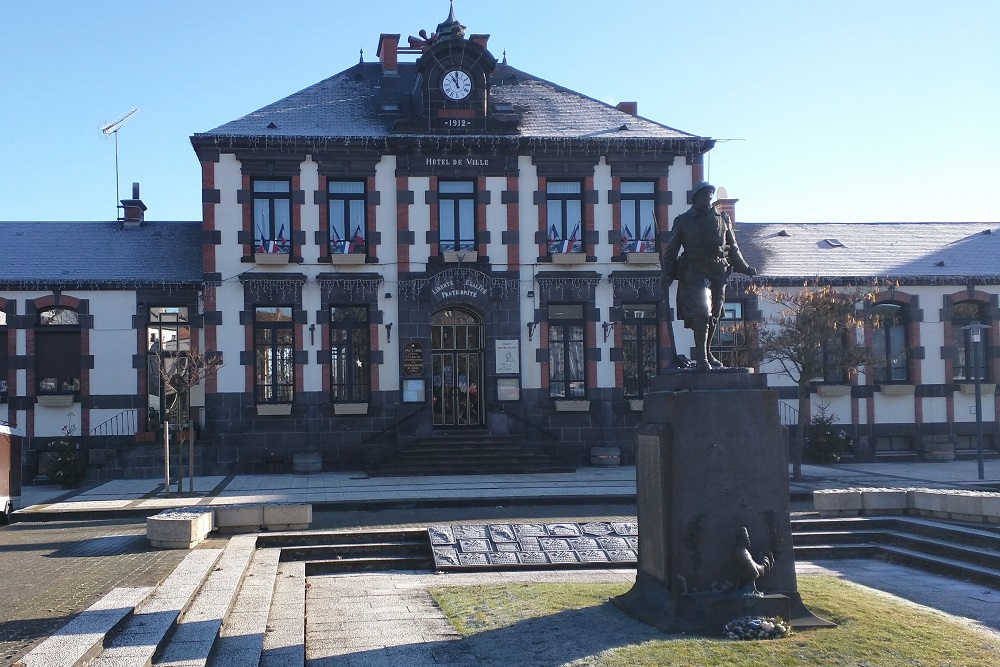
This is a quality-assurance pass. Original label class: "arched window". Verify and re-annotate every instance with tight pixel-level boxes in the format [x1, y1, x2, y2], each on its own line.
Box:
[36, 307, 81, 395]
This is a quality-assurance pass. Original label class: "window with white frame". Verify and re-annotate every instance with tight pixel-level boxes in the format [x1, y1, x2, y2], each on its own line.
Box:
[546, 181, 583, 254]
[328, 180, 367, 255]
[253, 180, 291, 255]
[146, 307, 191, 428]
[439, 180, 476, 253]
[711, 302, 749, 369]
[254, 306, 294, 404]
[619, 181, 656, 254]
[548, 304, 586, 398]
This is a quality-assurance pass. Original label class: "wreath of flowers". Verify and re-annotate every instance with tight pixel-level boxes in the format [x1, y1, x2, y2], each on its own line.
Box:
[723, 615, 792, 641]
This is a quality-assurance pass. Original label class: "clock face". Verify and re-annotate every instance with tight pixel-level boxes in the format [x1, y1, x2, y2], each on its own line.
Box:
[441, 69, 473, 101]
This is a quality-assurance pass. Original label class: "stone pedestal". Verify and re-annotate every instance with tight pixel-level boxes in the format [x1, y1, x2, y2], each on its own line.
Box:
[613, 371, 833, 633]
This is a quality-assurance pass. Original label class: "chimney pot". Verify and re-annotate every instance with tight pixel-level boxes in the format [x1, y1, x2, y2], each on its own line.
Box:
[616, 101, 638, 116]
[120, 181, 147, 226]
[377, 34, 400, 74]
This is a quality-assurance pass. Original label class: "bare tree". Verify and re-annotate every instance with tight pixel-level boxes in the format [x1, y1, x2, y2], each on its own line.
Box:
[747, 282, 883, 480]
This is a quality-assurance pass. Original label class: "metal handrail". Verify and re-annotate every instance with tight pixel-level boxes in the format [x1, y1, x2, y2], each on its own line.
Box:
[778, 401, 799, 427]
[89, 409, 138, 437]
[359, 404, 428, 445]
[498, 405, 560, 441]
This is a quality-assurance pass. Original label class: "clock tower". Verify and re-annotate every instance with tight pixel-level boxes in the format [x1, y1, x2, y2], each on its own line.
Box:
[412, 5, 497, 133]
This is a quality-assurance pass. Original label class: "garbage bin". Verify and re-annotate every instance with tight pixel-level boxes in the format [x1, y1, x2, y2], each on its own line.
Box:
[0, 422, 22, 524]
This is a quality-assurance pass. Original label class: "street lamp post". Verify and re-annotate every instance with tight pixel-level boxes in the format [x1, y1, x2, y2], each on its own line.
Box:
[962, 321, 991, 481]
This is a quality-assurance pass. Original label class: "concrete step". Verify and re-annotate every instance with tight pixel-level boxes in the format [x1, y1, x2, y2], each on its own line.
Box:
[304, 555, 434, 575]
[206, 547, 282, 667]
[258, 561, 305, 667]
[880, 544, 1000, 590]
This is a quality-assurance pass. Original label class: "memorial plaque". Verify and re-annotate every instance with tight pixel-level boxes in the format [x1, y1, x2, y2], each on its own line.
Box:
[403, 343, 424, 376]
[578, 550, 610, 563]
[496, 543, 519, 552]
[548, 550, 580, 564]
[488, 552, 520, 566]
[607, 550, 637, 563]
[489, 524, 517, 542]
[545, 523, 582, 537]
[597, 537, 629, 550]
[513, 524, 547, 537]
[517, 552, 549, 565]
[568, 537, 600, 550]
[517, 537, 542, 551]
[539, 538, 571, 551]
[611, 521, 638, 536]
[433, 548, 460, 566]
[428, 525, 456, 545]
[581, 522, 614, 536]
[495, 339, 519, 374]
[458, 539, 492, 553]
[454, 525, 489, 540]
[458, 553, 489, 567]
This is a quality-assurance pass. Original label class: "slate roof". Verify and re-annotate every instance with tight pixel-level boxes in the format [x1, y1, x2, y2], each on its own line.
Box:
[197, 63, 698, 142]
[733, 222, 1000, 281]
[0, 221, 203, 287]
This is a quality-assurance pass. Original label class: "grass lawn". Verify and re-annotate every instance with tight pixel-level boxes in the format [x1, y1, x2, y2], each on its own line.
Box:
[429, 576, 1000, 666]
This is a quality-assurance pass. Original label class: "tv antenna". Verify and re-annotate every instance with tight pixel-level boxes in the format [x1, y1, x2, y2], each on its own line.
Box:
[100, 108, 139, 219]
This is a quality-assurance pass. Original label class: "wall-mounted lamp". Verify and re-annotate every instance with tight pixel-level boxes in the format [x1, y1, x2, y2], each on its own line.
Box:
[384, 292, 392, 299]
[526, 290, 535, 299]
[385, 322, 393, 343]
[309, 323, 316, 346]
[526, 321, 537, 341]
[602, 321, 617, 342]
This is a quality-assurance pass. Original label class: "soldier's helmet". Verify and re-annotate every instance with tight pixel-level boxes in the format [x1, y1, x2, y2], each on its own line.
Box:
[691, 181, 716, 197]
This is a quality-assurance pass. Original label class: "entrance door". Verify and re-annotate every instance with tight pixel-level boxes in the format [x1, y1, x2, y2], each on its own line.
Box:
[431, 308, 483, 427]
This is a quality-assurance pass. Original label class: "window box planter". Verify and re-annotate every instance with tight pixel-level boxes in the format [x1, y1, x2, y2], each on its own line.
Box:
[254, 253, 290, 265]
[816, 384, 851, 397]
[959, 382, 996, 395]
[256, 403, 292, 416]
[329, 253, 367, 265]
[36, 395, 74, 408]
[879, 383, 915, 396]
[555, 400, 591, 412]
[333, 403, 368, 415]
[550, 252, 586, 265]
[625, 252, 660, 265]
[628, 399, 644, 412]
[443, 251, 478, 263]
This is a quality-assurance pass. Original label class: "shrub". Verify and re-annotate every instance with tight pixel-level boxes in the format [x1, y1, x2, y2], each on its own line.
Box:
[804, 404, 851, 464]
[45, 412, 87, 488]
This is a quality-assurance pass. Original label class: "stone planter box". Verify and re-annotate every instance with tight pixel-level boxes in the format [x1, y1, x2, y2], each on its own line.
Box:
[443, 251, 478, 263]
[36, 395, 75, 407]
[253, 253, 290, 265]
[861, 489, 908, 514]
[959, 382, 996, 395]
[624, 252, 660, 264]
[292, 452, 322, 474]
[550, 252, 586, 265]
[214, 504, 264, 533]
[334, 403, 368, 415]
[813, 489, 863, 516]
[257, 404, 292, 416]
[555, 400, 590, 412]
[329, 253, 367, 265]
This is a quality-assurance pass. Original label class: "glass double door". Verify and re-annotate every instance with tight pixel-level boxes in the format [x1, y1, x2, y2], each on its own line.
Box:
[431, 308, 482, 427]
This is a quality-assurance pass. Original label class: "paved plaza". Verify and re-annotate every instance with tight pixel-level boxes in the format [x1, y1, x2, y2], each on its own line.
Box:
[1, 460, 999, 665]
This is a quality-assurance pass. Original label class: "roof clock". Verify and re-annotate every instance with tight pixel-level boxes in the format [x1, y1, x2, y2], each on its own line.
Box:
[441, 69, 473, 101]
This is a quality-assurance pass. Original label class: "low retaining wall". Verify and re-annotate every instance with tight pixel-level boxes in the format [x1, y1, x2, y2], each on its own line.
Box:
[147, 502, 312, 549]
[814, 488, 1000, 523]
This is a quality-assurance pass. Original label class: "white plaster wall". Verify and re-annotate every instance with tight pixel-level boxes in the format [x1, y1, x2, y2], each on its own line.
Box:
[213, 281, 249, 394]
[954, 391, 996, 424]
[517, 156, 541, 390]
[484, 176, 507, 267]
[299, 158, 321, 265]
[922, 396, 948, 423]
[874, 394, 916, 424]
[592, 158, 614, 266]
[816, 394, 852, 422]
[86, 291, 137, 396]
[34, 403, 77, 437]
[300, 281, 323, 393]
[918, 289, 947, 384]
[666, 155, 693, 226]
[594, 281, 616, 388]
[375, 157, 399, 389]
[408, 176, 431, 269]
[214, 154, 246, 281]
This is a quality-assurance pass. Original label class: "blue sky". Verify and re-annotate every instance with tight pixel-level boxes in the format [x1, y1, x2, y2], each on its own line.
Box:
[2, 1, 997, 224]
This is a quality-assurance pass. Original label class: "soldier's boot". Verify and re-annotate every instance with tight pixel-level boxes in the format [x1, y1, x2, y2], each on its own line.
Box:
[694, 323, 711, 372]
[706, 319, 725, 368]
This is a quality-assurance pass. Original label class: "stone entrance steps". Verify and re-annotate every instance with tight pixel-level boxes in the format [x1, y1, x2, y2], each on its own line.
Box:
[368, 434, 575, 476]
[792, 516, 1000, 589]
[19, 516, 1000, 666]
[260, 528, 435, 575]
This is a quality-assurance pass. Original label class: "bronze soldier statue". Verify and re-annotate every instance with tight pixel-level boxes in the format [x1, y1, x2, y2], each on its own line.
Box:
[661, 181, 756, 371]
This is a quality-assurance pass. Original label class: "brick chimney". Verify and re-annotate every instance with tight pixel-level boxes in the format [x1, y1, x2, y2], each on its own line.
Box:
[120, 182, 147, 228]
[616, 101, 638, 116]
[377, 34, 400, 75]
[470, 33, 489, 48]
[714, 186, 738, 223]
